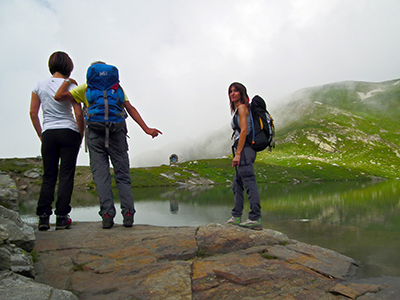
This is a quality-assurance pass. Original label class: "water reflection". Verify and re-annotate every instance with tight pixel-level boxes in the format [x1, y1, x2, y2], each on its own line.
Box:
[20, 179, 400, 279]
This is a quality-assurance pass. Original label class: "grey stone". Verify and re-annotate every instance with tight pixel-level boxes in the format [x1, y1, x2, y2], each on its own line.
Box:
[23, 168, 42, 179]
[9, 244, 35, 278]
[0, 271, 78, 300]
[0, 174, 18, 211]
[0, 206, 77, 300]
[0, 206, 35, 252]
[0, 247, 11, 271]
[0, 224, 10, 243]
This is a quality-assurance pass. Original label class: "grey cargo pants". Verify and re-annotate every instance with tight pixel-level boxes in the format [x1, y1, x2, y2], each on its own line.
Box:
[87, 123, 135, 218]
[231, 145, 261, 221]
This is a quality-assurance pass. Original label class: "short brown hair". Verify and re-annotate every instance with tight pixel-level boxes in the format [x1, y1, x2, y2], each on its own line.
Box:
[48, 51, 74, 77]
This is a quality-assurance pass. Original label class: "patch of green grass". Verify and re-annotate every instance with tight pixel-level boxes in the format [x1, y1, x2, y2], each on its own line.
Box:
[30, 250, 39, 263]
[73, 262, 89, 272]
[196, 248, 211, 257]
[261, 253, 278, 260]
[0, 157, 41, 174]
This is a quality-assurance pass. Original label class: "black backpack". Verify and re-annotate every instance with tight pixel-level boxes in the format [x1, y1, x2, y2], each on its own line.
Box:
[233, 95, 275, 152]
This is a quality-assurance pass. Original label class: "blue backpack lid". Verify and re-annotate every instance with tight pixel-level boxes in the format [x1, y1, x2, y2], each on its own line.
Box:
[86, 63, 120, 90]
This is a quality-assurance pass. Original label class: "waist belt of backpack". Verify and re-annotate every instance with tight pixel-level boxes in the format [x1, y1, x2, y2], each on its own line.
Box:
[84, 106, 89, 153]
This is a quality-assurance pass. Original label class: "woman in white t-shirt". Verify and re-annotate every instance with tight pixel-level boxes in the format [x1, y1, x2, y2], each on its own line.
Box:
[30, 51, 84, 231]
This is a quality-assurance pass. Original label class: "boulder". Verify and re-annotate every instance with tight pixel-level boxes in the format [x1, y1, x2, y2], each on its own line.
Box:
[0, 173, 18, 211]
[9, 243, 35, 278]
[0, 206, 35, 278]
[197, 223, 291, 255]
[0, 205, 35, 252]
[23, 168, 42, 179]
[0, 205, 78, 299]
[0, 271, 78, 300]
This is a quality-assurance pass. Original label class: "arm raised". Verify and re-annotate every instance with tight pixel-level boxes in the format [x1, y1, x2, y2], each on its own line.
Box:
[54, 78, 77, 102]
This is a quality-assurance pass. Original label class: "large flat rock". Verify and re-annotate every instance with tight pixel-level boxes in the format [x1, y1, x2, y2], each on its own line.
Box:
[33, 222, 388, 299]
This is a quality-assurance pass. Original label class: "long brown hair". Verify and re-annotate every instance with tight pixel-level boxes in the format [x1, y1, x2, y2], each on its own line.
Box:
[228, 82, 249, 114]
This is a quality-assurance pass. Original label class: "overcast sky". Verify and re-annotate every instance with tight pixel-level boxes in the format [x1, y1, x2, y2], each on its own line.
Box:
[1, 0, 399, 167]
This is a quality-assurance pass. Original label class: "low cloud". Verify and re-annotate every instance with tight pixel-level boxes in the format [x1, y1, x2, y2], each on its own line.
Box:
[1, 0, 400, 166]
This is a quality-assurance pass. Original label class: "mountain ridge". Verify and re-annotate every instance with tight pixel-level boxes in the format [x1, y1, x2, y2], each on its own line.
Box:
[261, 78, 400, 179]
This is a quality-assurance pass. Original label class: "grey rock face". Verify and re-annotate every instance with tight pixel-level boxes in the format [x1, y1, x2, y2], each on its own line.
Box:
[0, 271, 78, 300]
[0, 205, 35, 252]
[0, 173, 18, 211]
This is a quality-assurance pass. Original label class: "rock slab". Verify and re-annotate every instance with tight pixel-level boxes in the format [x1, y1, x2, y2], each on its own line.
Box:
[33, 222, 391, 299]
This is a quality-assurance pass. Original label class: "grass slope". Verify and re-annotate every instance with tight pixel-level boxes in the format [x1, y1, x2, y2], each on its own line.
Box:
[262, 79, 400, 181]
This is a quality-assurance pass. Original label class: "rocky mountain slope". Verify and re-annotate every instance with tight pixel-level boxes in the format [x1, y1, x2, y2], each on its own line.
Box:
[258, 79, 400, 180]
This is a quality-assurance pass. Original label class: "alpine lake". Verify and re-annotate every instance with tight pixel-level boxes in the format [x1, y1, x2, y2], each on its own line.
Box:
[20, 179, 400, 280]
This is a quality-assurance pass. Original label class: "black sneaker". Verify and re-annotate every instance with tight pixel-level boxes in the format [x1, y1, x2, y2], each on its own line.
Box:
[56, 215, 72, 230]
[102, 212, 114, 229]
[38, 215, 50, 231]
[123, 211, 134, 228]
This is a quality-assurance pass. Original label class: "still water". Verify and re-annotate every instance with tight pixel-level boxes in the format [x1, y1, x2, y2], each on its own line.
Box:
[20, 179, 400, 279]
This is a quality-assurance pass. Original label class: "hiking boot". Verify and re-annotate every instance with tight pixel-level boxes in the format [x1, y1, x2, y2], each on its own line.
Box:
[38, 215, 50, 231]
[56, 215, 72, 230]
[123, 211, 134, 228]
[226, 216, 241, 225]
[102, 212, 114, 229]
[239, 219, 263, 230]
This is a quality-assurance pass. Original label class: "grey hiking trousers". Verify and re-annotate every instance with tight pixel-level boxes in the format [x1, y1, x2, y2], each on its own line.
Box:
[87, 124, 135, 218]
[231, 145, 261, 221]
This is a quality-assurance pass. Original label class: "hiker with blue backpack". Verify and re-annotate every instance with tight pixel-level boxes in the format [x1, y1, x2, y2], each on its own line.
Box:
[226, 82, 263, 230]
[55, 61, 162, 229]
[30, 51, 84, 231]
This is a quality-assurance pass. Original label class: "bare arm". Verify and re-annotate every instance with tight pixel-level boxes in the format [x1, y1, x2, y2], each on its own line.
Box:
[123, 101, 162, 138]
[54, 79, 77, 102]
[30, 92, 42, 141]
[71, 100, 84, 138]
[232, 104, 248, 167]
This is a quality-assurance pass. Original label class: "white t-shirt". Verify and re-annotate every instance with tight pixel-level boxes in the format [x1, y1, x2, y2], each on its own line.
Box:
[32, 77, 79, 133]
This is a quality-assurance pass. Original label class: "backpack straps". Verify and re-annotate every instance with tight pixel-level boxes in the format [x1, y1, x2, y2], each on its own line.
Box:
[249, 110, 255, 147]
[231, 107, 253, 147]
[103, 90, 110, 148]
[83, 87, 89, 153]
[103, 91, 109, 121]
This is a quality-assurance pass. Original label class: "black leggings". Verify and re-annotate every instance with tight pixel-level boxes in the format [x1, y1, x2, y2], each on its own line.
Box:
[36, 129, 81, 216]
